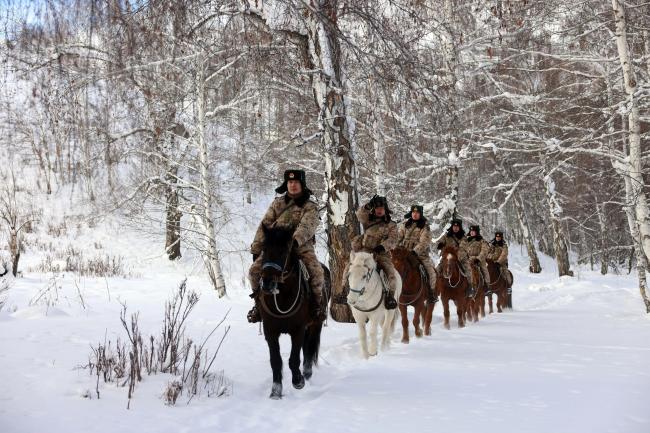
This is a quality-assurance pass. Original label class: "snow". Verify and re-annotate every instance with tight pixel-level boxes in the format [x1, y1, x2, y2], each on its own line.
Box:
[1, 220, 650, 433]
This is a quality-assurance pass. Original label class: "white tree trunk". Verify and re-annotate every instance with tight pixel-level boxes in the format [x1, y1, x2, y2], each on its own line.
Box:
[544, 173, 573, 277]
[612, 0, 650, 266]
[196, 61, 227, 298]
[513, 193, 542, 273]
[305, 1, 359, 322]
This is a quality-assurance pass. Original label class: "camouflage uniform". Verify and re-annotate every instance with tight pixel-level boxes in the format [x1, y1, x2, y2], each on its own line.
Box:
[435, 228, 469, 270]
[398, 212, 437, 302]
[249, 194, 323, 297]
[465, 229, 491, 288]
[488, 237, 511, 286]
[344, 199, 399, 299]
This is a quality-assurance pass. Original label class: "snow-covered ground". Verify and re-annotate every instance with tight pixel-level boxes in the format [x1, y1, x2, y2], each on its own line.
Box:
[1, 217, 649, 433]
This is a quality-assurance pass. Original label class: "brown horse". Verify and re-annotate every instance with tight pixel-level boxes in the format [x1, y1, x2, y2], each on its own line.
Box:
[486, 259, 509, 313]
[392, 247, 434, 343]
[465, 260, 487, 322]
[436, 246, 469, 329]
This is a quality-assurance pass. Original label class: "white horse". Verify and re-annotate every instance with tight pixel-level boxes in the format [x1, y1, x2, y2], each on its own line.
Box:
[347, 251, 402, 359]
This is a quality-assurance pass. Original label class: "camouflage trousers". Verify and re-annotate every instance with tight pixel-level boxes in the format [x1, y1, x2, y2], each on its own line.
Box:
[496, 262, 512, 287]
[342, 251, 398, 296]
[249, 247, 324, 296]
[416, 254, 438, 294]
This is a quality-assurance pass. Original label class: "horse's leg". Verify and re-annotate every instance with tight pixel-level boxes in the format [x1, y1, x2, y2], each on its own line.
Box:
[488, 292, 494, 314]
[289, 329, 305, 390]
[497, 288, 504, 313]
[368, 315, 379, 356]
[381, 310, 394, 351]
[424, 301, 434, 336]
[457, 298, 465, 328]
[443, 296, 451, 330]
[266, 335, 283, 399]
[413, 301, 423, 338]
[356, 319, 370, 359]
[400, 304, 409, 344]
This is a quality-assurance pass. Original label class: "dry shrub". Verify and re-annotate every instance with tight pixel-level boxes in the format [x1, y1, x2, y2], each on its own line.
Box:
[82, 279, 231, 408]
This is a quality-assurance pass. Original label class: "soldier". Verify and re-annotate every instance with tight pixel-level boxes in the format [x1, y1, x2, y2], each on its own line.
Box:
[435, 219, 472, 294]
[397, 205, 438, 304]
[488, 230, 512, 287]
[247, 169, 325, 323]
[349, 195, 399, 309]
[465, 224, 491, 296]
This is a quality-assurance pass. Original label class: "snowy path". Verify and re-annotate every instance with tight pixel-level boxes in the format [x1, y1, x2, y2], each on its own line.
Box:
[1, 265, 649, 433]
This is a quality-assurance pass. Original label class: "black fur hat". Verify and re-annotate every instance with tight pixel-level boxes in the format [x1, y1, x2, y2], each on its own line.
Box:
[469, 225, 481, 235]
[275, 169, 313, 196]
[404, 204, 424, 219]
[494, 230, 504, 237]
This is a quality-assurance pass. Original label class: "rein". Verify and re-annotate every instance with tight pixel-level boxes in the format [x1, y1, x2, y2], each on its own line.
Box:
[397, 256, 424, 306]
[350, 266, 385, 313]
[442, 259, 462, 288]
[259, 239, 304, 319]
[487, 264, 504, 287]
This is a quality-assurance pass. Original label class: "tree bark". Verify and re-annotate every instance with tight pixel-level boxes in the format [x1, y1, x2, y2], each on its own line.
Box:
[196, 60, 227, 297]
[513, 193, 542, 273]
[544, 173, 573, 277]
[305, 1, 359, 322]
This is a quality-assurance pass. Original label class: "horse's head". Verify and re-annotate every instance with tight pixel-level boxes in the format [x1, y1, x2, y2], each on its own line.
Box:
[391, 247, 419, 273]
[346, 251, 376, 306]
[440, 246, 459, 279]
[260, 226, 295, 293]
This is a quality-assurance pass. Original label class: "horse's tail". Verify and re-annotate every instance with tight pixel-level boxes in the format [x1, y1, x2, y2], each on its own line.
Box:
[303, 321, 323, 367]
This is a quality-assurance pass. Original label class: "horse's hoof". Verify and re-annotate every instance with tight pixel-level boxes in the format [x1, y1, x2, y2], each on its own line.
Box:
[292, 374, 305, 390]
[415, 328, 423, 337]
[269, 382, 282, 399]
[401, 338, 409, 344]
[303, 366, 313, 381]
[424, 328, 431, 336]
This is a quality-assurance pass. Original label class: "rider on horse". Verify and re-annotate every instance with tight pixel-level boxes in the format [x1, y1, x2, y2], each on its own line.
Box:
[350, 195, 399, 310]
[465, 224, 491, 296]
[247, 169, 325, 323]
[435, 218, 472, 293]
[488, 230, 512, 287]
[397, 205, 438, 304]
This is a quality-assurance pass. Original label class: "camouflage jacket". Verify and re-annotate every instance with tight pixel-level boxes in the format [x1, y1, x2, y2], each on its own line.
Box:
[435, 232, 469, 260]
[352, 205, 398, 252]
[465, 236, 489, 262]
[398, 219, 432, 256]
[250, 194, 319, 255]
[488, 240, 508, 266]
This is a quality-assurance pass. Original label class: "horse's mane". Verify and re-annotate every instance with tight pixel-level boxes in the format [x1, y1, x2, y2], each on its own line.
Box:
[263, 225, 294, 246]
[441, 245, 458, 259]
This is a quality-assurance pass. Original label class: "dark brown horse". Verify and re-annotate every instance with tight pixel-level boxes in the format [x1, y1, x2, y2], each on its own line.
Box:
[486, 259, 509, 313]
[465, 260, 487, 322]
[436, 246, 469, 329]
[392, 247, 433, 342]
[258, 226, 326, 399]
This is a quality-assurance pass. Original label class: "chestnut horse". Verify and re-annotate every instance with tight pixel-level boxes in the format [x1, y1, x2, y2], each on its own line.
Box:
[465, 260, 487, 322]
[486, 259, 509, 313]
[436, 246, 469, 329]
[257, 226, 326, 399]
[392, 247, 434, 342]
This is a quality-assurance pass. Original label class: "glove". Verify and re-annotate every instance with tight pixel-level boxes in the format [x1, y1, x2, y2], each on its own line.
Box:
[292, 239, 299, 250]
[437, 242, 444, 250]
[373, 245, 385, 254]
[252, 253, 259, 262]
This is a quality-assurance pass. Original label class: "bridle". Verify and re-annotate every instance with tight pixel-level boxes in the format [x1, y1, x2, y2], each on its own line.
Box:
[349, 264, 384, 313]
[442, 255, 462, 288]
[259, 240, 303, 318]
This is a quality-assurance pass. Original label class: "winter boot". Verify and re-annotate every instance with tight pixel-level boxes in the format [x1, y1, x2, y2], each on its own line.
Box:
[246, 290, 262, 323]
[309, 292, 327, 322]
[384, 291, 398, 310]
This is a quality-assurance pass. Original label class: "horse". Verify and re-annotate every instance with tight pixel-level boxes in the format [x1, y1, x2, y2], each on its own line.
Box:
[257, 226, 326, 399]
[391, 247, 433, 343]
[465, 259, 487, 322]
[347, 251, 402, 358]
[486, 259, 510, 313]
[436, 246, 470, 329]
